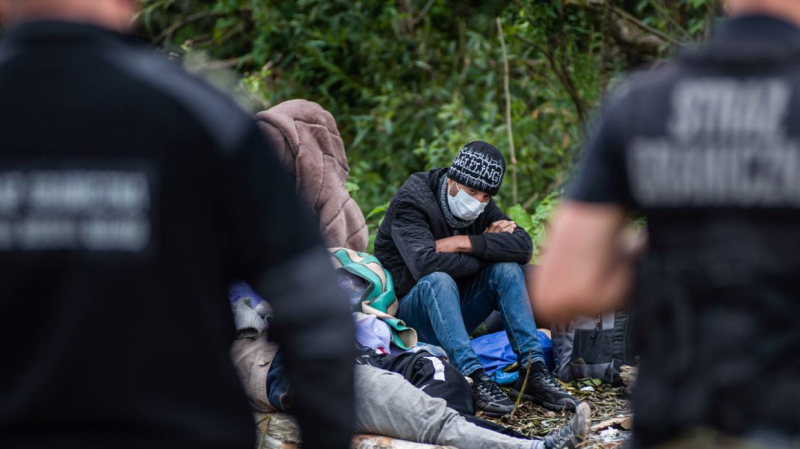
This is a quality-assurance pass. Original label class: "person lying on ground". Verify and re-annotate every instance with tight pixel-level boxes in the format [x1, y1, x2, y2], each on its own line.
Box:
[535, 0, 800, 447]
[374, 142, 579, 416]
[232, 293, 593, 449]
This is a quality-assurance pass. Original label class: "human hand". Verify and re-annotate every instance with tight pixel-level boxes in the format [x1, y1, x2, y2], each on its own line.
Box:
[485, 220, 517, 234]
[435, 235, 472, 253]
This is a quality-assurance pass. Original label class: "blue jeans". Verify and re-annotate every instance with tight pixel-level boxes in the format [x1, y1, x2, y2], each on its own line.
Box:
[397, 263, 544, 376]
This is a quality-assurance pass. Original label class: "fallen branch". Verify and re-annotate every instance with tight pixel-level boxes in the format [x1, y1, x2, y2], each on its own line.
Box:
[511, 349, 533, 417]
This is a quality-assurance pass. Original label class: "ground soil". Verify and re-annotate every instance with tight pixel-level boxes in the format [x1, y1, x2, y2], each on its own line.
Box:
[482, 380, 633, 448]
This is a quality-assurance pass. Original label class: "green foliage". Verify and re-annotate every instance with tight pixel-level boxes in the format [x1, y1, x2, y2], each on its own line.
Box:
[138, 0, 717, 250]
[529, 193, 561, 263]
[345, 181, 360, 194]
[632, 0, 718, 40]
[506, 204, 535, 235]
[578, 378, 604, 388]
[365, 202, 390, 254]
[507, 192, 560, 264]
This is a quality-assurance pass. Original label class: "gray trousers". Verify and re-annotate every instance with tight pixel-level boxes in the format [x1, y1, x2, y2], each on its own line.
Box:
[354, 364, 543, 449]
[231, 337, 543, 448]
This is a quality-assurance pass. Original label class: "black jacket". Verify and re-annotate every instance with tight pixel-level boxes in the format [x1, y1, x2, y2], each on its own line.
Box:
[375, 168, 533, 297]
[0, 22, 354, 449]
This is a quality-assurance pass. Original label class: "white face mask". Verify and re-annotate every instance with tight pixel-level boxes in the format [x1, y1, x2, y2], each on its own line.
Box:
[447, 183, 487, 221]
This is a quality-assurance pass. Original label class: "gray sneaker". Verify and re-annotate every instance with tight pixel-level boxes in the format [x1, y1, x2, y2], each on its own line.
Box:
[543, 402, 592, 449]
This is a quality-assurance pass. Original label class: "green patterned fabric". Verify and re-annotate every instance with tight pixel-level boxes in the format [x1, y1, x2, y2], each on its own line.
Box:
[331, 248, 417, 349]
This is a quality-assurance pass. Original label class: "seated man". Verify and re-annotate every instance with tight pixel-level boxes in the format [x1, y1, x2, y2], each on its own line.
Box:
[374, 142, 578, 416]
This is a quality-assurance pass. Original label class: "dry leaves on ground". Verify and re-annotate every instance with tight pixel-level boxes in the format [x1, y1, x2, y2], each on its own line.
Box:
[481, 379, 633, 448]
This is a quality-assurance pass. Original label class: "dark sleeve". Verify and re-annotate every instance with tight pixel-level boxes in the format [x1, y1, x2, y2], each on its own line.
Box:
[220, 124, 355, 449]
[391, 199, 482, 281]
[468, 202, 533, 264]
[566, 92, 635, 206]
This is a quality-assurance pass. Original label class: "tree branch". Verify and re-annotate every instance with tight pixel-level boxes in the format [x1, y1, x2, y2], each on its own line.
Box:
[610, 5, 686, 48]
[599, 0, 612, 98]
[497, 18, 518, 205]
[515, 33, 587, 128]
[157, 8, 251, 45]
[646, 0, 695, 41]
[410, 0, 436, 28]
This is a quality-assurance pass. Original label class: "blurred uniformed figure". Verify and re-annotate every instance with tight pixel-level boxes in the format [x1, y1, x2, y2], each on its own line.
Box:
[536, 0, 800, 447]
[0, 1, 355, 448]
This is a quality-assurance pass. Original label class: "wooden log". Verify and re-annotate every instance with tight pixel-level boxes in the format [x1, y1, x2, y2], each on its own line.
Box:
[255, 413, 302, 446]
[352, 435, 454, 449]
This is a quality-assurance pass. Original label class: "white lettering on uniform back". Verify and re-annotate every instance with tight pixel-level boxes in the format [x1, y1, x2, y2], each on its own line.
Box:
[0, 170, 151, 252]
[629, 79, 799, 207]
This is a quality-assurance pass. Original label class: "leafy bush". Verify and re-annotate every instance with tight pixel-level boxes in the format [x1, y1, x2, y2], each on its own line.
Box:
[138, 0, 718, 248]
[507, 192, 560, 264]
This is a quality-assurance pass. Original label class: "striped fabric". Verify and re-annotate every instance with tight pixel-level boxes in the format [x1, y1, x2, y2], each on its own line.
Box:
[331, 248, 417, 349]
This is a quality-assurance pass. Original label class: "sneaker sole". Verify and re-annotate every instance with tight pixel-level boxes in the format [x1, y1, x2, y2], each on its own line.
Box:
[479, 409, 512, 418]
[507, 389, 577, 412]
[573, 402, 592, 439]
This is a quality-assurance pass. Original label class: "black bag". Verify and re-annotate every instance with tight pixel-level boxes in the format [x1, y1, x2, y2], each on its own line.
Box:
[552, 307, 636, 385]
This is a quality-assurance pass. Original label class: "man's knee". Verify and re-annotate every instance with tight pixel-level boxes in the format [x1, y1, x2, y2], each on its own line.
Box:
[418, 272, 459, 294]
[485, 262, 524, 280]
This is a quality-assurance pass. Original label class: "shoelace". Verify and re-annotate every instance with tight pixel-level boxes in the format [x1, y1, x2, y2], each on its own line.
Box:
[539, 369, 568, 393]
[476, 380, 508, 401]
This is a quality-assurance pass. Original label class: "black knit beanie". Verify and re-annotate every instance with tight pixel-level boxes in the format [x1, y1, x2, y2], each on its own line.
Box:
[447, 141, 506, 196]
